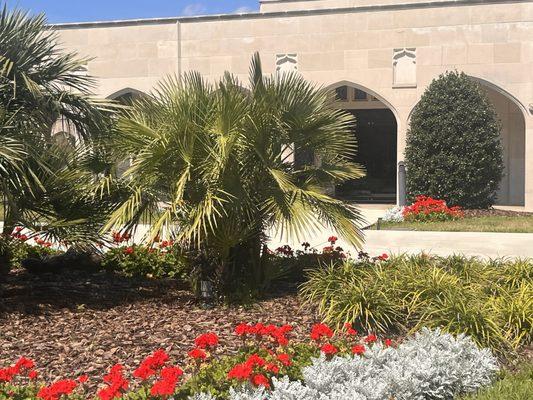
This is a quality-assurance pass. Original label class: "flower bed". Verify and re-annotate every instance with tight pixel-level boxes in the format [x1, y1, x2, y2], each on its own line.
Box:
[404, 196, 464, 222]
[0, 324, 499, 400]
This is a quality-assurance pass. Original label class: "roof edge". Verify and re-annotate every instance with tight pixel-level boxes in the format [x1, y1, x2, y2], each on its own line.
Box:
[52, 0, 529, 29]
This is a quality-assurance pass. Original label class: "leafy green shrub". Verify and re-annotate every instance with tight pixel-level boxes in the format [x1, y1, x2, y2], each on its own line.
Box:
[459, 363, 533, 400]
[300, 254, 533, 352]
[405, 71, 504, 209]
[101, 245, 190, 280]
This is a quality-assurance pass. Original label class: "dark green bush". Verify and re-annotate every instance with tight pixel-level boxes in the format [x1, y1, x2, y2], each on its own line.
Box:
[405, 71, 504, 209]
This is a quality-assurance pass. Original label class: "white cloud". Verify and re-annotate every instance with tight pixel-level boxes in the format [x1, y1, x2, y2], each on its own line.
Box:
[233, 6, 254, 14]
[181, 3, 207, 16]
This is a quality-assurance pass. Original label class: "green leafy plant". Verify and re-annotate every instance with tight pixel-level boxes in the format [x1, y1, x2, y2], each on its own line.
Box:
[101, 245, 190, 280]
[100, 54, 365, 296]
[300, 254, 533, 353]
[459, 363, 533, 400]
[405, 71, 504, 209]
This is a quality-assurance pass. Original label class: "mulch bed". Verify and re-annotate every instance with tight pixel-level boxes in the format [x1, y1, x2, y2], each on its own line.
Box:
[0, 270, 318, 388]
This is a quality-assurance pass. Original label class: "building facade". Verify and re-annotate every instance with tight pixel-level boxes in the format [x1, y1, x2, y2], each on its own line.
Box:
[56, 0, 533, 208]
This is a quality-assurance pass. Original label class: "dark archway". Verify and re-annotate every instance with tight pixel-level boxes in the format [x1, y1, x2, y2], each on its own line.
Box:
[328, 83, 398, 203]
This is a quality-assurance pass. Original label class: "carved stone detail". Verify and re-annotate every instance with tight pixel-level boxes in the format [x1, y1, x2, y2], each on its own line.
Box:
[276, 53, 298, 74]
[393, 48, 417, 88]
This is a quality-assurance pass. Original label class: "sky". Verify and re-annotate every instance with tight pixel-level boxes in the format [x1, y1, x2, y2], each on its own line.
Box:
[6, 0, 260, 23]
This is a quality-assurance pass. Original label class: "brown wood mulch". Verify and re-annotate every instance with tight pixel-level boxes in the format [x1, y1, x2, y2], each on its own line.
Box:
[0, 271, 318, 387]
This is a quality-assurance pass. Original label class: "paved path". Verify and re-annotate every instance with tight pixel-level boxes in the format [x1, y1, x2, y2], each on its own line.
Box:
[363, 230, 533, 259]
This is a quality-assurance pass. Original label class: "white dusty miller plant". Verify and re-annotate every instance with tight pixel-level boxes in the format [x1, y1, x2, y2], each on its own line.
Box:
[189, 328, 499, 400]
[382, 206, 405, 222]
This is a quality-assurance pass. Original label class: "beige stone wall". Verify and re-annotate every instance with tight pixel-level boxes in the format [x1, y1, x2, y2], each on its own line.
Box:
[56, 0, 533, 208]
[57, 21, 178, 98]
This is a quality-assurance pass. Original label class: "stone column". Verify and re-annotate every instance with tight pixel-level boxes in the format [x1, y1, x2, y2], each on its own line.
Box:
[525, 112, 533, 211]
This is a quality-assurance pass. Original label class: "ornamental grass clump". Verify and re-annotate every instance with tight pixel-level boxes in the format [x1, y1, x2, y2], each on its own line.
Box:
[300, 254, 533, 352]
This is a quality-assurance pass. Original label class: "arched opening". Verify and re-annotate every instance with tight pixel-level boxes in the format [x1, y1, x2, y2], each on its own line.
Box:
[107, 88, 146, 104]
[329, 82, 398, 203]
[476, 81, 526, 206]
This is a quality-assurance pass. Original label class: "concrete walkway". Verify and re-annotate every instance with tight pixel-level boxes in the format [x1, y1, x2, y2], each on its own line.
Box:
[363, 230, 533, 259]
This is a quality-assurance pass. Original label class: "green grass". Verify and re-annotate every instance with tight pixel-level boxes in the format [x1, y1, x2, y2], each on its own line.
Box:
[373, 216, 533, 233]
[459, 363, 533, 399]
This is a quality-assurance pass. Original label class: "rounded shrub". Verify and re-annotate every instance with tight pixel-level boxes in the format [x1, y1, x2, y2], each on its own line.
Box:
[405, 71, 504, 209]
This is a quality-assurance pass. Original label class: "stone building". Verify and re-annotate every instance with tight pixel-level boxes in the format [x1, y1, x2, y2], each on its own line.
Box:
[55, 0, 533, 209]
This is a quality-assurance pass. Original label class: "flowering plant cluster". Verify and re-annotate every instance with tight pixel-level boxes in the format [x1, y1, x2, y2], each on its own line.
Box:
[0, 322, 400, 400]
[403, 195, 464, 222]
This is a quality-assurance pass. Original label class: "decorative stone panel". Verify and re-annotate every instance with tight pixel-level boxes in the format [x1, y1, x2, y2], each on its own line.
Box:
[276, 53, 298, 74]
[393, 48, 417, 88]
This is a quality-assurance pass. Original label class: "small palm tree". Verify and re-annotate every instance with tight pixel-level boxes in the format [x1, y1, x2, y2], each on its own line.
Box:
[0, 5, 113, 238]
[104, 54, 365, 293]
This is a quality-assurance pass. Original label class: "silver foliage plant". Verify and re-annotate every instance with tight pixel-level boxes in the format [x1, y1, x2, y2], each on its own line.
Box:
[382, 205, 405, 222]
[189, 328, 499, 400]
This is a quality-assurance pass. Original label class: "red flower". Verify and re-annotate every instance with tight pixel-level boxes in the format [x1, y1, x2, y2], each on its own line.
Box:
[245, 354, 266, 368]
[150, 366, 183, 397]
[0, 366, 17, 382]
[328, 235, 338, 244]
[344, 323, 358, 336]
[194, 332, 219, 349]
[235, 323, 250, 336]
[276, 353, 292, 367]
[227, 363, 253, 381]
[188, 348, 207, 360]
[265, 363, 280, 374]
[352, 344, 366, 355]
[37, 380, 77, 400]
[15, 356, 35, 371]
[364, 334, 377, 344]
[322, 246, 334, 253]
[384, 339, 393, 347]
[320, 343, 339, 355]
[310, 323, 334, 342]
[98, 364, 128, 400]
[123, 246, 134, 255]
[251, 374, 270, 388]
[134, 349, 169, 380]
[378, 253, 389, 261]
[28, 370, 39, 380]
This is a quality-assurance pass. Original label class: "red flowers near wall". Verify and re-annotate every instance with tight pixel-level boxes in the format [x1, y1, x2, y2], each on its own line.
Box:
[403, 195, 464, 222]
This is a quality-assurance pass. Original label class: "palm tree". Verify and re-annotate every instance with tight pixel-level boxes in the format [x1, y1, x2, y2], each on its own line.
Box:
[0, 4, 113, 238]
[104, 54, 365, 293]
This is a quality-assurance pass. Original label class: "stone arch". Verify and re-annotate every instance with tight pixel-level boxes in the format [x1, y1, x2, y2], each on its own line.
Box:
[107, 88, 147, 103]
[326, 81, 399, 203]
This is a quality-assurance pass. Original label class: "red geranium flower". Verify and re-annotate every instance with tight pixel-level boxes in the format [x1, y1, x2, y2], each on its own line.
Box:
[227, 363, 253, 381]
[276, 353, 292, 367]
[320, 343, 339, 355]
[28, 370, 39, 380]
[251, 374, 270, 388]
[384, 338, 393, 347]
[37, 380, 77, 400]
[123, 246, 134, 255]
[310, 323, 334, 342]
[194, 332, 219, 349]
[344, 323, 358, 336]
[364, 334, 377, 344]
[328, 236, 338, 244]
[352, 344, 366, 355]
[188, 348, 207, 360]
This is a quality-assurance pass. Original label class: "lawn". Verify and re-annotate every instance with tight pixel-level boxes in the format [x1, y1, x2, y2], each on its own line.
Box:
[373, 215, 533, 233]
